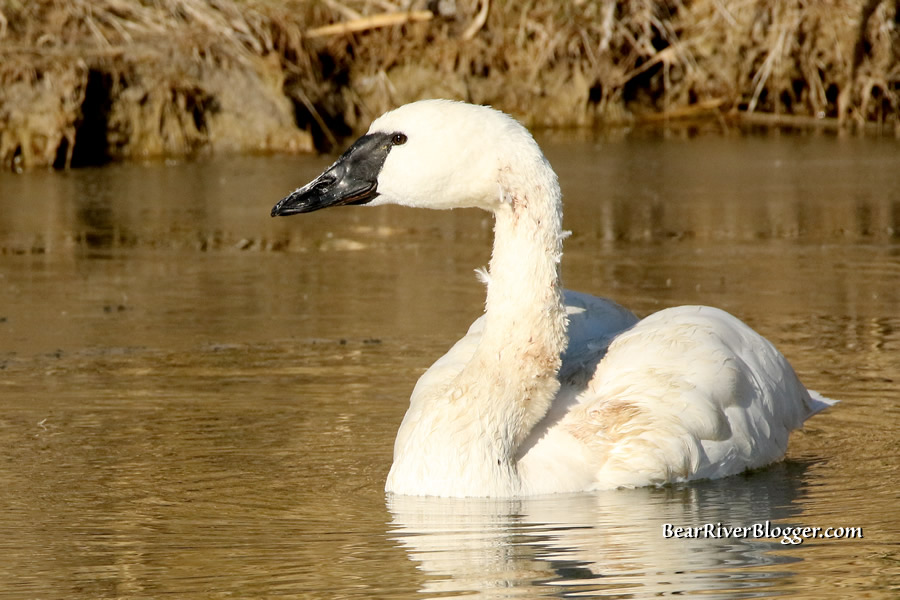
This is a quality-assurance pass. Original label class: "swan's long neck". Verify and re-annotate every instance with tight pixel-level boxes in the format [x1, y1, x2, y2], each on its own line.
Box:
[449, 154, 568, 482]
[385, 128, 569, 497]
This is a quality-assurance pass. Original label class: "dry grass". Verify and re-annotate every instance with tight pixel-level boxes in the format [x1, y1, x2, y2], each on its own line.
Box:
[0, 0, 314, 170]
[1, 0, 897, 170]
[330, 0, 899, 130]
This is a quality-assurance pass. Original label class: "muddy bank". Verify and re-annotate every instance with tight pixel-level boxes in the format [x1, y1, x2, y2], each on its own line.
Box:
[1, 0, 898, 171]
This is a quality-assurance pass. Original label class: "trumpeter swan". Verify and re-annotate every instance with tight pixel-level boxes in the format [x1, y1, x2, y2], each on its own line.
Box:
[271, 99, 836, 497]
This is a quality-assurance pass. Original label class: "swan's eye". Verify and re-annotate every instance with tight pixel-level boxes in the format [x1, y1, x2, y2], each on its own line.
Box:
[392, 133, 408, 146]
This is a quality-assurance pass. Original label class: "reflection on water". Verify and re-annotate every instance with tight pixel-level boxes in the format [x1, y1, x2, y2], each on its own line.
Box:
[388, 465, 814, 599]
[0, 133, 898, 598]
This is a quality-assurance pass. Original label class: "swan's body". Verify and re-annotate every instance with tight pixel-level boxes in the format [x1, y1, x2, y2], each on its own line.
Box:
[272, 99, 835, 497]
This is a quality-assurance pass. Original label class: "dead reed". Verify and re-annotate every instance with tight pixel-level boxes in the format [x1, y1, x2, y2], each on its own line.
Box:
[1, 0, 897, 171]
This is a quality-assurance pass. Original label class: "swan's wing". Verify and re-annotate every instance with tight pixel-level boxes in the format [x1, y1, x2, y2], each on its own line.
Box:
[563, 305, 835, 488]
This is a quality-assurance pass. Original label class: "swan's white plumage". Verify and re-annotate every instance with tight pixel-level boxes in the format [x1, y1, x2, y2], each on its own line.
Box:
[320, 99, 835, 497]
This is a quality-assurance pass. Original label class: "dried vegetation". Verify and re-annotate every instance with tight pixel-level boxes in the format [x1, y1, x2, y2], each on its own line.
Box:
[1, 0, 898, 171]
[0, 0, 315, 170]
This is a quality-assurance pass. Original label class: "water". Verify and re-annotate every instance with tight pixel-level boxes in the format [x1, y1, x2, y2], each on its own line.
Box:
[1, 132, 898, 598]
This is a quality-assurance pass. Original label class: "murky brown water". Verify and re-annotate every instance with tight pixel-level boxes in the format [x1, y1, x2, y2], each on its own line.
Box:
[1, 132, 898, 598]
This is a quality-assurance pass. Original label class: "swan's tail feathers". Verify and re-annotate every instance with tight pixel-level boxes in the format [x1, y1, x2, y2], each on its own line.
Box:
[806, 389, 839, 417]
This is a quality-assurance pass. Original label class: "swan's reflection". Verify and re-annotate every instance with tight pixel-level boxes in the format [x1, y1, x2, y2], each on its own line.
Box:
[387, 463, 809, 598]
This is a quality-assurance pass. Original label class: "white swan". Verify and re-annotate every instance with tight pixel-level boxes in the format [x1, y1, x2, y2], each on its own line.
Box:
[272, 99, 836, 497]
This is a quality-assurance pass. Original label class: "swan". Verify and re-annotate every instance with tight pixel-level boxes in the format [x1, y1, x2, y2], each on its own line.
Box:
[271, 99, 836, 497]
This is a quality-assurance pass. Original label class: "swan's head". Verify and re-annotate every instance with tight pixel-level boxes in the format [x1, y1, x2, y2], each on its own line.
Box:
[271, 99, 550, 216]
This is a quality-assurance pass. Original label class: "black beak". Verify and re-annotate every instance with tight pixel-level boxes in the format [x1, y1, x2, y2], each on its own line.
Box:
[271, 132, 396, 217]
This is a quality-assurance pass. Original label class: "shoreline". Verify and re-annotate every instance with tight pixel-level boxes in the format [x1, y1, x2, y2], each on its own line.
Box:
[1, 0, 898, 171]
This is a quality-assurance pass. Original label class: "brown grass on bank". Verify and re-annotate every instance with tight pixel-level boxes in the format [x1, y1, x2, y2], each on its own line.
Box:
[328, 0, 899, 130]
[0, 0, 316, 171]
[1, 0, 898, 171]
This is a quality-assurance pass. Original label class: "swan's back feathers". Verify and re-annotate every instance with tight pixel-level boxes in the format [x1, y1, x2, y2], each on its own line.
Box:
[559, 291, 640, 381]
[565, 306, 826, 488]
